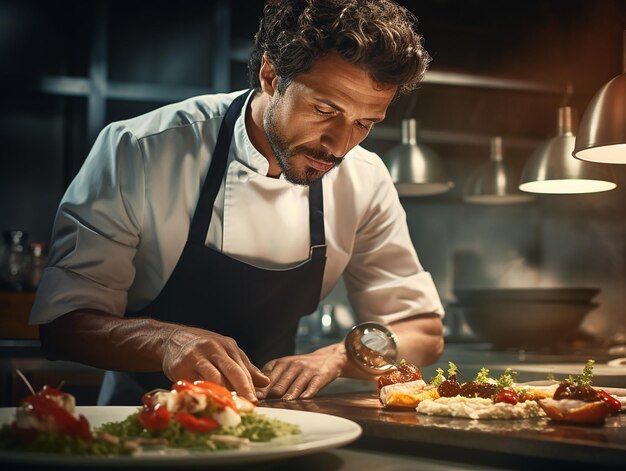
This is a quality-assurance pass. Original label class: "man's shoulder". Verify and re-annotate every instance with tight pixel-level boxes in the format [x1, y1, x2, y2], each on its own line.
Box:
[338, 145, 390, 181]
[112, 90, 246, 141]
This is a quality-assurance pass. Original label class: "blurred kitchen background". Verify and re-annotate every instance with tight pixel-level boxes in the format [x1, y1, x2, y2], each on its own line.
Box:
[1, 0, 625, 402]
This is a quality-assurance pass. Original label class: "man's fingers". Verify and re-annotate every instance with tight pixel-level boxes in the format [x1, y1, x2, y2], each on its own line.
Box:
[282, 373, 314, 401]
[193, 358, 224, 383]
[240, 354, 270, 388]
[213, 354, 260, 403]
[266, 364, 302, 398]
[300, 375, 326, 399]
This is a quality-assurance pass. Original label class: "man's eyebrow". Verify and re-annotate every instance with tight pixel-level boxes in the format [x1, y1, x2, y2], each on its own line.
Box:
[316, 98, 384, 122]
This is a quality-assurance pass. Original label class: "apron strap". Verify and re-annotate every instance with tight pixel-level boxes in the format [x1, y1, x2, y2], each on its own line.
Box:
[189, 90, 252, 244]
[308, 179, 326, 259]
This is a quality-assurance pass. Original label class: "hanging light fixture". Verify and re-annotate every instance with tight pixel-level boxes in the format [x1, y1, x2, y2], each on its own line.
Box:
[464, 136, 534, 204]
[573, 30, 626, 163]
[381, 119, 453, 196]
[519, 106, 616, 194]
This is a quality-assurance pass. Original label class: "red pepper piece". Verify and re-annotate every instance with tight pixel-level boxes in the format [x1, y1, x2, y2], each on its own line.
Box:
[494, 389, 519, 405]
[172, 380, 237, 410]
[138, 403, 171, 430]
[174, 412, 219, 433]
[596, 389, 622, 414]
[18, 394, 93, 441]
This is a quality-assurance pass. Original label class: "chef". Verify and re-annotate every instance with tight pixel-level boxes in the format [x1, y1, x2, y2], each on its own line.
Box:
[30, 0, 445, 405]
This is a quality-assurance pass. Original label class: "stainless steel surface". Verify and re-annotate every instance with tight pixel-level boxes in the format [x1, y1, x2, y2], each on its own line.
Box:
[344, 322, 399, 374]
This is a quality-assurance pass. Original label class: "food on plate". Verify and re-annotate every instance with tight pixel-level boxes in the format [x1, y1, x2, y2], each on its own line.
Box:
[377, 361, 432, 407]
[416, 395, 545, 420]
[377, 361, 422, 390]
[408, 359, 622, 422]
[0, 382, 127, 455]
[537, 360, 621, 424]
[414, 364, 552, 419]
[0, 378, 300, 455]
[377, 359, 561, 418]
[377, 361, 548, 413]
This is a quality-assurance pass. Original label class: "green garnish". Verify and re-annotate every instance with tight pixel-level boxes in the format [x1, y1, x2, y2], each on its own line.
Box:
[579, 359, 595, 386]
[497, 368, 517, 388]
[98, 410, 300, 449]
[475, 367, 490, 384]
[0, 425, 131, 456]
[447, 361, 458, 378]
[431, 368, 445, 387]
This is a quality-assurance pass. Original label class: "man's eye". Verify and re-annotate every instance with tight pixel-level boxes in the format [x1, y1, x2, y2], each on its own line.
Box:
[357, 121, 374, 131]
[315, 107, 334, 116]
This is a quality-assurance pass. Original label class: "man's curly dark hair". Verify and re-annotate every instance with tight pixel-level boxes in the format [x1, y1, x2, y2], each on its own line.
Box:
[248, 0, 431, 97]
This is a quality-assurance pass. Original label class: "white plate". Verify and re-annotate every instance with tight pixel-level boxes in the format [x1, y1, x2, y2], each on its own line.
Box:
[0, 406, 362, 467]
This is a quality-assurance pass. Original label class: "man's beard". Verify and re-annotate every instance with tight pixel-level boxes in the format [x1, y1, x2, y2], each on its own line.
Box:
[263, 97, 342, 186]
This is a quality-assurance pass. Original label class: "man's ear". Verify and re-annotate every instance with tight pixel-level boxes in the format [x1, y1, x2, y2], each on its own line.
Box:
[259, 53, 279, 96]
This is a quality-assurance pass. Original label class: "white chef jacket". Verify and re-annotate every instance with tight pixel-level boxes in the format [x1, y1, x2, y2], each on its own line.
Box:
[30, 90, 444, 326]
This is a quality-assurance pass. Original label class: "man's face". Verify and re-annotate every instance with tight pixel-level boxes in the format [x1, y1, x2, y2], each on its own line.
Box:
[262, 52, 397, 185]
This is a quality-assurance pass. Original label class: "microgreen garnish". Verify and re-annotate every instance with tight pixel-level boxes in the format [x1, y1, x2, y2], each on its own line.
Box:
[431, 368, 445, 387]
[475, 367, 490, 384]
[497, 368, 517, 388]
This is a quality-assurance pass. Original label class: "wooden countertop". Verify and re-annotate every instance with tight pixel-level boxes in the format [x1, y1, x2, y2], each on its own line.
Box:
[261, 390, 626, 468]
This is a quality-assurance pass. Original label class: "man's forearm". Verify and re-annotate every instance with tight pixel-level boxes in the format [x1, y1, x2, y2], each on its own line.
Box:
[38, 310, 177, 372]
[393, 314, 444, 366]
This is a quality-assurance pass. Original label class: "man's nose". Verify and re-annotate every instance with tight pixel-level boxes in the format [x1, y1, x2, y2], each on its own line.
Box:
[321, 123, 353, 158]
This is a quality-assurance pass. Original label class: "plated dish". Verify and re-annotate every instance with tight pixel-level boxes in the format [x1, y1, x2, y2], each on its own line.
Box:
[0, 406, 361, 466]
[377, 360, 624, 423]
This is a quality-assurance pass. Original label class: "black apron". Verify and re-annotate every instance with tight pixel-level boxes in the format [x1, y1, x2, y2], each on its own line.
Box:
[98, 90, 327, 405]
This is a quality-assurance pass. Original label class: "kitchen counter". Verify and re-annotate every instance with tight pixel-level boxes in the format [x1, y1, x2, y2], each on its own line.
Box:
[261, 388, 626, 470]
[259, 342, 626, 470]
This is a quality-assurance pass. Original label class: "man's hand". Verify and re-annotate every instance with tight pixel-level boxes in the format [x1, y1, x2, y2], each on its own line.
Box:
[162, 326, 270, 403]
[257, 343, 348, 401]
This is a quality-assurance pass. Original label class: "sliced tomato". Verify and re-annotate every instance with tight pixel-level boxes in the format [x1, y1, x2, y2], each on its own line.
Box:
[494, 389, 518, 405]
[138, 404, 171, 430]
[19, 394, 93, 440]
[174, 412, 219, 433]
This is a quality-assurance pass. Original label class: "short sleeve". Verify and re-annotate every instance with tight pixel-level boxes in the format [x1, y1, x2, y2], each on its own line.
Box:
[343, 158, 444, 324]
[30, 123, 146, 324]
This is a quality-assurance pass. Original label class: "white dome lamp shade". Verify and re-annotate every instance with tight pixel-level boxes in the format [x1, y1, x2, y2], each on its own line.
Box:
[464, 136, 534, 204]
[520, 106, 616, 194]
[381, 119, 453, 196]
[573, 31, 626, 164]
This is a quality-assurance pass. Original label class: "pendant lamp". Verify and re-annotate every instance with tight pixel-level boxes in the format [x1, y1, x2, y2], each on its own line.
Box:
[519, 106, 616, 194]
[464, 136, 534, 204]
[573, 31, 626, 163]
[381, 119, 453, 196]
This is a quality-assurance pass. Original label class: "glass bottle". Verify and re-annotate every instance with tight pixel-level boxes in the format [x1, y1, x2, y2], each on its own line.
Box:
[28, 242, 47, 290]
[0, 230, 30, 291]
